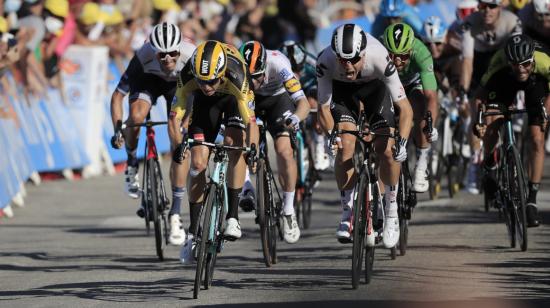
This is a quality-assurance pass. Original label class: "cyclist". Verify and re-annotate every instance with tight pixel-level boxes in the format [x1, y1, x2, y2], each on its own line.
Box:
[518, 0, 550, 50]
[279, 40, 330, 171]
[169, 40, 259, 263]
[473, 34, 549, 227]
[448, 0, 479, 52]
[109, 22, 195, 245]
[459, 0, 523, 194]
[370, 0, 423, 39]
[238, 40, 311, 244]
[317, 24, 413, 248]
[382, 23, 439, 193]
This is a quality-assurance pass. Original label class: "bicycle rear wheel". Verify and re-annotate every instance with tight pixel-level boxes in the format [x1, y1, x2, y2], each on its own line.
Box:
[397, 167, 408, 256]
[193, 184, 215, 299]
[365, 182, 378, 284]
[301, 169, 314, 229]
[257, 160, 274, 267]
[507, 147, 528, 251]
[148, 160, 165, 261]
[351, 171, 368, 289]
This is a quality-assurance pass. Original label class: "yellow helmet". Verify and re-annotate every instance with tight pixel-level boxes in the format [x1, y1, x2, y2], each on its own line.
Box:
[510, 0, 530, 10]
[44, 0, 69, 18]
[191, 40, 227, 81]
[152, 0, 179, 11]
[105, 8, 124, 26]
[79, 2, 100, 25]
[0, 16, 8, 33]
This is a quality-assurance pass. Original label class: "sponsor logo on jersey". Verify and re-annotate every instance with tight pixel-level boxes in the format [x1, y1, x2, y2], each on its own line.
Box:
[284, 78, 302, 93]
[489, 91, 496, 100]
[248, 99, 255, 110]
[385, 61, 397, 77]
[279, 68, 292, 80]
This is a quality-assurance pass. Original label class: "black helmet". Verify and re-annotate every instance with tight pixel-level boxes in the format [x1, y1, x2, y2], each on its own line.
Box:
[279, 40, 307, 72]
[505, 34, 535, 64]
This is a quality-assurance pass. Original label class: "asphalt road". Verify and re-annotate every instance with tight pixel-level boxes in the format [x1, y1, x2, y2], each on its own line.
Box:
[1, 154, 550, 308]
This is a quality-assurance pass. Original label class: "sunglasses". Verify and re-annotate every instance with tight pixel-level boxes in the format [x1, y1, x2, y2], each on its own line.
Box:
[389, 53, 411, 62]
[337, 55, 362, 65]
[478, 2, 499, 10]
[510, 58, 534, 68]
[158, 50, 180, 60]
[196, 77, 221, 86]
[251, 73, 264, 80]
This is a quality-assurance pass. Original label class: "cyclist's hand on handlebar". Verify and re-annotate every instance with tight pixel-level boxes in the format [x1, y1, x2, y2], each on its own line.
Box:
[473, 123, 486, 139]
[285, 114, 300, 132]
[110, 125, 124, 149]
[393, 136, 408, 162]
[326, 135, 341, 159]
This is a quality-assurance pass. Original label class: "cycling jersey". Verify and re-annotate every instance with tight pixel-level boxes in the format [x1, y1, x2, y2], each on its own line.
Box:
[171, 43, 256, 125]
[253, 49, 306, 103]
[481, 48, 550, 89]
[481, 67, 549, 125]
[317, 33, 407, 106]
[518, 4, 550, 49]
[116, 41, 196, 95]
[461, 10, 522, 58]
[397, 38, 438, 91]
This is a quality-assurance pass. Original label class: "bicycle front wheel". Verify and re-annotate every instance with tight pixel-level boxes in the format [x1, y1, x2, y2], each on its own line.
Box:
[147, 160, 165, 261]
[351, 170, 368, 289]
[193, 184, 216, 299]
[507, 147, 528, 251]
[205, 188, 224, 289]
[257, 160, 274, 267]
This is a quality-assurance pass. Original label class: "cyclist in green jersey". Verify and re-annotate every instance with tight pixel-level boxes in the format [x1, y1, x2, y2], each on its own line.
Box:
[383, 22, 439, 193]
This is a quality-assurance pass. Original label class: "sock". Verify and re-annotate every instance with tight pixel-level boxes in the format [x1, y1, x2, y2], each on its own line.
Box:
[283, 191, 296, 216]
[243, 169, 254, 192]
[415, 147, 431, 171]
[528, 182, 540, 204]
[126, 144, 138, 167]
[189, 202, 203, 235]
[170, 186, 186, 215]
[463, 116, 471, 136]
[315, 131, 325, 144]
[226, 188, 241, 220]
[384, 184, 398, 218]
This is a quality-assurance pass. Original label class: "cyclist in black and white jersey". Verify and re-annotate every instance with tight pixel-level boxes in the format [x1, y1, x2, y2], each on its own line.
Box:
[109, 22, 196, 246]
[317, 24, 413, 248]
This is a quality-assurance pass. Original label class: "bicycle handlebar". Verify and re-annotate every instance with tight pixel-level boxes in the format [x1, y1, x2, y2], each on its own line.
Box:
[121, 121, 168, 129]
[328, 128, 396, 146]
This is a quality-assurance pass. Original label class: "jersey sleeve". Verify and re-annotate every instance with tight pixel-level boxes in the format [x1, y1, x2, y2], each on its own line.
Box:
[460, 19, 475, 59]
[415, 41, 438, 91]
[375, 51, 407, 102]
[235, 87, 256, 125]
[170, 65, 197, 121]
[316, 49, 333, 106]
[116, 55, 142, 95]
[277, 56, 306, 103]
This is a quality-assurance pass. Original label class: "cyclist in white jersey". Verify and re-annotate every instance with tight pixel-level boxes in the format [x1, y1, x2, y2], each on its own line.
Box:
[518, 0, 550, 49]
[317, 24, 413, 248]
[238, 41, 311, 244]
[110, 22, 196, 245]
[459, 0, 522, 194]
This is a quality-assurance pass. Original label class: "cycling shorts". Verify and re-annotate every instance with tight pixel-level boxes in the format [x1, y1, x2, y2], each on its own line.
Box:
[330, 79, 396, 130]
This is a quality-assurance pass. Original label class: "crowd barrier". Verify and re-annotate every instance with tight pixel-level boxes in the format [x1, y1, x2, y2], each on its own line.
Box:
[0, 45, 171, 211]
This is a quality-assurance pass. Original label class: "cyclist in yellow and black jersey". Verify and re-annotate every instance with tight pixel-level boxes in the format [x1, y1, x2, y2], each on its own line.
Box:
[168, 40, 259, 264]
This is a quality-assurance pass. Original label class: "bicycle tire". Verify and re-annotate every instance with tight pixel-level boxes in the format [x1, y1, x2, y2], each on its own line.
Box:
[270, 200, 279, 264]
[507, 147, 528, 251]
[193, 184, 215, 299]
[351, 170, 368, 289]
[205, 189, 224, 289]
[302, 177, 313, 230]
[397, 168, 408, 256]
[148, 160, 164, 261]
[257, 160, 273, 267]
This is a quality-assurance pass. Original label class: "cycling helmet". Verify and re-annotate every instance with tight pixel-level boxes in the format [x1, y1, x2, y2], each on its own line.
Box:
[510, 0, 530, 10]
[383, 23, 415, 54]
[44, 0, 69, 18]
[505, 34, 535, 63]
[479, 0, 502, 4]
[191, 40, 227, 81]
[379, 0, 406, 18]
[456, 0, 478, 20]
[149, 22, 182, 53]
[239, 41, 267, 76]
[421, 16, 448, 44]
[279, 40, 307, 72]
[534, 0, 550, 14]
[331, 24, 367, 60]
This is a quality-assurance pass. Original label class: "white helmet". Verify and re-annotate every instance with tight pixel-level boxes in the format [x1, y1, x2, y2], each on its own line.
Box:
[533, 0, 550, 14]
[149, 22, 182, 53]
[456, 0, 478, 20]
[331, 24, 367, 60]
